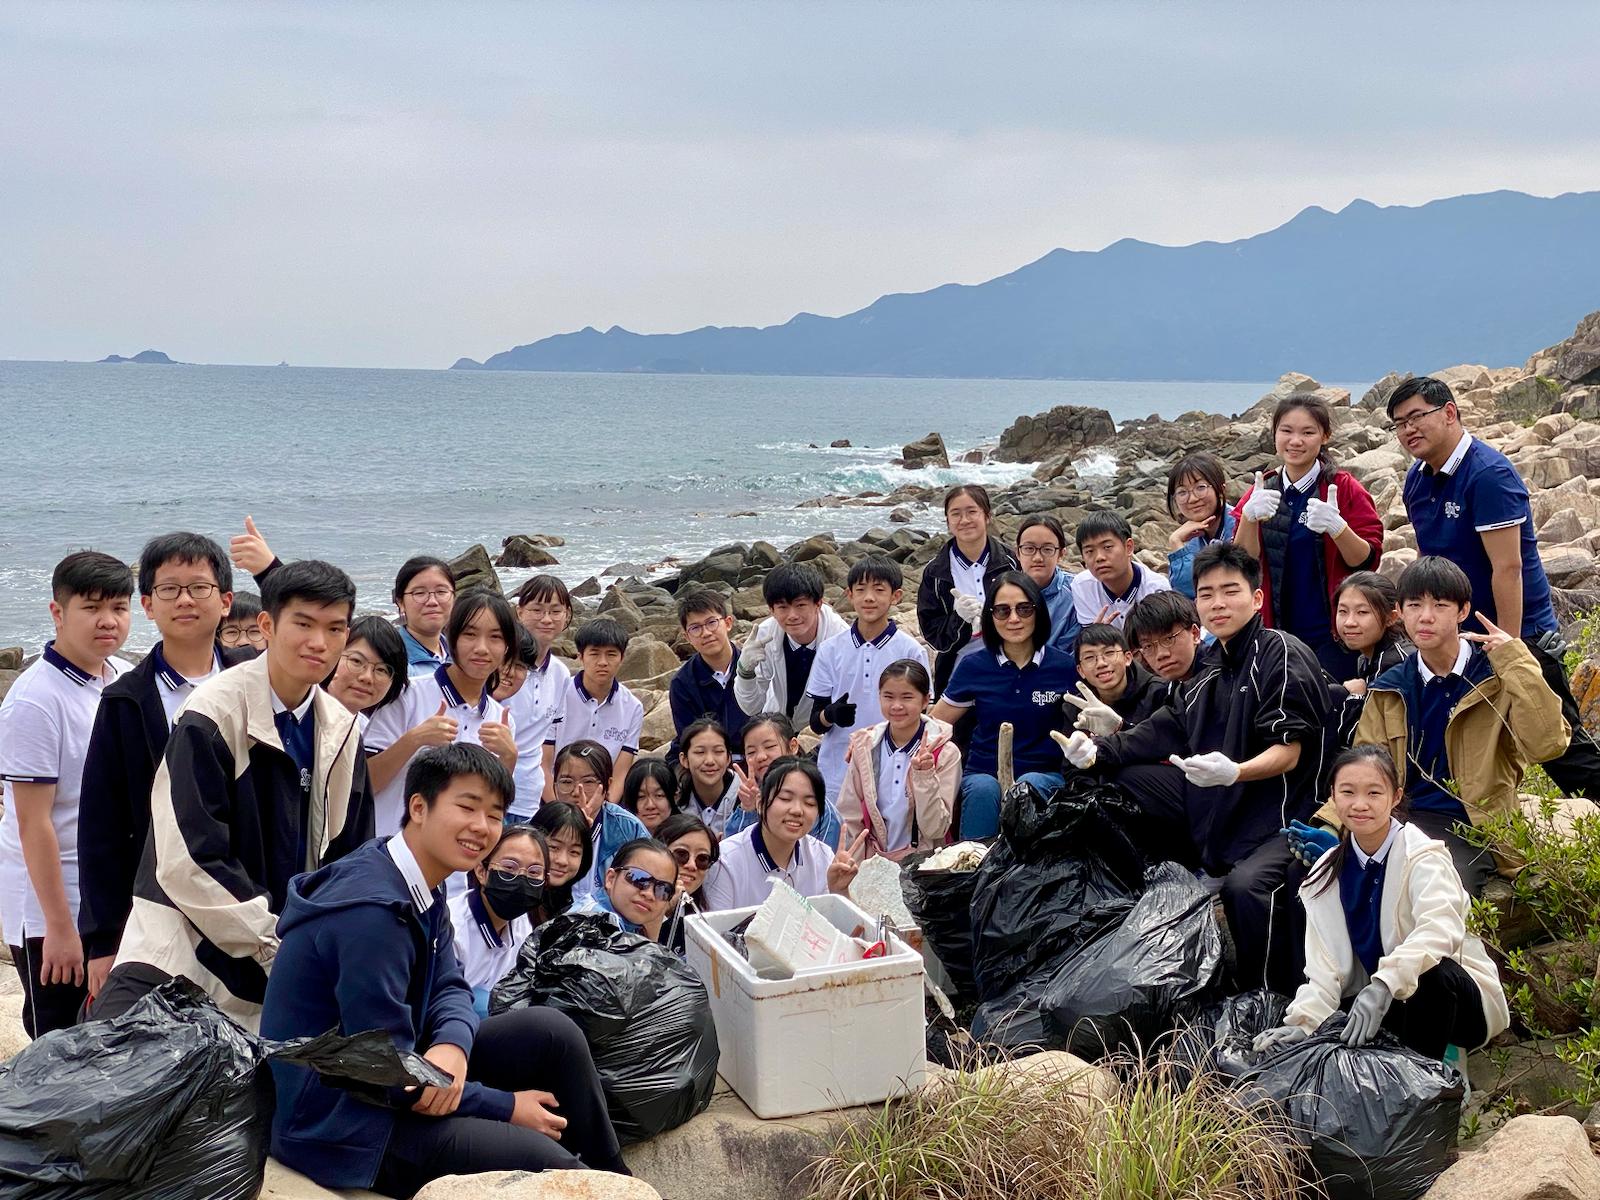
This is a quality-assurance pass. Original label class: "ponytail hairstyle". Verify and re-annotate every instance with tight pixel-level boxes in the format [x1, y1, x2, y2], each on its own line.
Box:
[1307, 744, 1405, 897]
[877, 657, 932, 699]
[1332, 570, 1404, 655]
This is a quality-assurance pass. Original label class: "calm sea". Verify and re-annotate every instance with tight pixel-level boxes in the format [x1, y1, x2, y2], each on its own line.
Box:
[0, 362, 1363, 650]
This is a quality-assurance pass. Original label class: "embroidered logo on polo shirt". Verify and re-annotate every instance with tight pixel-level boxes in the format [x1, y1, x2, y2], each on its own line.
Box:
[1031, 690, 1062, 705]
[1444, 501, 1462, 519]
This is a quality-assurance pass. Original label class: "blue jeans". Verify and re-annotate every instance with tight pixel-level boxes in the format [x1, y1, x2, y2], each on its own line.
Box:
[958, 771, 1066, 839]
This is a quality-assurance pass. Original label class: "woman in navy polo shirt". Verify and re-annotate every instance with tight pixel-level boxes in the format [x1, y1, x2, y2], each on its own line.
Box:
[1232, 393, 1384, 679]
[931, 571, 1080, 839]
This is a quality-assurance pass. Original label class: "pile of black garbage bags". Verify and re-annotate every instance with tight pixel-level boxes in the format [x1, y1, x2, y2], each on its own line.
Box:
[900, 776, 1467, 1200]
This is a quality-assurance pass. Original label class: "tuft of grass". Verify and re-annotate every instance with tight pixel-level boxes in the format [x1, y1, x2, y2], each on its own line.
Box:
[806, 1046, 1310, 1200]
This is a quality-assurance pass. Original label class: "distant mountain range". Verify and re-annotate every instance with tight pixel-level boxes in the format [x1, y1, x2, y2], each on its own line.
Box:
[452, 190, 1600, 380]
[98, 349, 179, 364]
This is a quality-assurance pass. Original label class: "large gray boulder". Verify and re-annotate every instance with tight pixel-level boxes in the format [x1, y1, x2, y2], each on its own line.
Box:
[901, 431, 951, 470]
[1422, 1114, 1600, 1199]
[993, 405, 1115, 463]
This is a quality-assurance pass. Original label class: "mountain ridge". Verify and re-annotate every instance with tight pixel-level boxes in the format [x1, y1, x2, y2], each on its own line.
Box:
[455, 190, 1600, 380]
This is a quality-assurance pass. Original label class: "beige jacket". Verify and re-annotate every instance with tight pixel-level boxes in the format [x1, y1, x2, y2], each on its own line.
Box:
[838, 716, 959, 861]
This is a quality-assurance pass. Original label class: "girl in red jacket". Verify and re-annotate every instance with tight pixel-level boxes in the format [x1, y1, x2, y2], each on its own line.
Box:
[1231, 393, 1383, 678]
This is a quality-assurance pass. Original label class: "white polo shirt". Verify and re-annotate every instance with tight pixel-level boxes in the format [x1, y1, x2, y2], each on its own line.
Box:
[874, 721, 924, 853]
[0, 643, 130, 944]
[549, 672, 643, 762]
[1070, 563, 1172, 630]
[501, 654, 570, 820]
[151, 643, 222, 728]
[364, 664, 510, 836]
[700, 824, 832, 911]
[807, 621, 929, 803]
[447, 888, 531, 997]
[949, 543, 992, 600]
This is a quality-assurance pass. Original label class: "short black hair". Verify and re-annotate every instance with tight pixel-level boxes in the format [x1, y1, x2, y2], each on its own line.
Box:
[512, 623, 540, 668]
[1075, 510, 1133, 551]
[225, 591, 262, 624]
[514, 573, 571, 612]
[846, 554, 902, 591]
[137, 532, 233, 598]
[340, 613, 410, 711]
[261, 559, 357, 620]
[676, 587, 729, 626]
[400, 743, 513, 826]
[1016, 514, 1066, 550]
[1075, 622, 1129, 658]
[1192, 542, 1261, 590]
[759, 755, 827, 816]
[610, 836, 678, 882]
[1165, 452, 1228, 524]
[393, 555, 455, 603]
[763, 562, 825, 606]
[555, 739, 615, 788]
[575, 617, 630, 654]
[1125, 591, 1201, 647]
[1397, 556, 1473, 608]
[979, 570, 1053, 655]
[51, 550, 134, 605]
[1386, 376, 1455, 418]
[622, 758, 679, 819]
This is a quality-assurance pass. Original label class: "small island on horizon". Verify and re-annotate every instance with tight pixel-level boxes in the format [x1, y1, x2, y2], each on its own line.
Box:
[98, 349, 180, 364]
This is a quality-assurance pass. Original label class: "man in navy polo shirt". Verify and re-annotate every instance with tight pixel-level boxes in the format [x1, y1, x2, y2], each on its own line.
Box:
[1390, 377, 1600, 796]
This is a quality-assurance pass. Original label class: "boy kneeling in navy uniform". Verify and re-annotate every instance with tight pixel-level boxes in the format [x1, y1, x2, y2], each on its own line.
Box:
[262, 743, 627, 1196]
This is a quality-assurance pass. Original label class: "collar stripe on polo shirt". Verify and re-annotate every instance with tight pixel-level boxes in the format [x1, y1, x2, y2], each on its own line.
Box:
[573, 672, 622, 703]
[952, 543, 989, 570]
[849, 619, 899, 649]
[466, 886, 503, 948]
[42, 642, 95, 686]
[435, 663, 490, 716]
[752, 822, 803, 871]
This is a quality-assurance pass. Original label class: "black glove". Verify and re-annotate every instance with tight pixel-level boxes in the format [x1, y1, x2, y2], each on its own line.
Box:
[823, 694, 857, 729]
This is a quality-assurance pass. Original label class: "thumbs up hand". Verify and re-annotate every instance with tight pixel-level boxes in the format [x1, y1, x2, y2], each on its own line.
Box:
[1304, 482, 1347, 536]
[1241, 472, 1281, 522]
[479, 710, 518, 767]
[230, 514, 276, 574]
[413, 700, 460, 748]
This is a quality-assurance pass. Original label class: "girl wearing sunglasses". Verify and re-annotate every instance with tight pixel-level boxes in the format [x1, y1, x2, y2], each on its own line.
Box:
[447, 825, 549, 1016]
[653, 812, 720, 954]
[572, 838, 680, 937]
[930, 571, 1082, 839]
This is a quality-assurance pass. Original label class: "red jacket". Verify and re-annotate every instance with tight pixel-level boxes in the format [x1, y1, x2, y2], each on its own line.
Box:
[1230, 465, 1383, 633]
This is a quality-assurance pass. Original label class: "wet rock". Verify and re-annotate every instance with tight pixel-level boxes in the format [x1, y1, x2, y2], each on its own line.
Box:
[901, 431, 951, 470]
[496, 536, 560, 568]
[829, 438, 851, 448]
[449, 544, 502, 594]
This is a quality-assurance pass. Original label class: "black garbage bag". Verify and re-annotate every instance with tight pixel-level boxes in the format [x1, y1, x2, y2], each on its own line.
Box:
[1039, 862, 1225, 1059]
[1167, 989, 1291, 1086]
[1237, 1012, 1464, 1200]
[899, 848, 984, 1002]
[490, 912, 718, 1143]
[968, 776, 1145, 1005]
[0, 978, 446, 1200]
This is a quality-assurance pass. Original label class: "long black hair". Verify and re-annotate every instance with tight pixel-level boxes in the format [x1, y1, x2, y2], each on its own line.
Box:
[1307, 744, 1406, 897]
[529, 800, 593, 918]
[446, 589, 518, 694]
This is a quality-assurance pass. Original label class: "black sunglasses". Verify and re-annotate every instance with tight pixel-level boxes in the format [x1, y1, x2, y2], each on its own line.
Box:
[622, 866, 675, 902]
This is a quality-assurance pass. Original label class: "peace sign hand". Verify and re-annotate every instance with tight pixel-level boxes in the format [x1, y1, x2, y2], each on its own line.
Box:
[1063, 680, 1123, 736]
[733, 762, 760, 811]
[827, 829, 871, 894]
[910, 738, 938, 773]
[1461, 612, 1514, 654]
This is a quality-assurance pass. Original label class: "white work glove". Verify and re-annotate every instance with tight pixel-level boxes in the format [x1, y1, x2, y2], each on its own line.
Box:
[1063, 681, 1123, 736]
[1252, 1024, 1309, 1056]
[1241, 472, 1281, 522]
[1051, 729, 1098, 770]
[951, 587, 984, 628]
[739, 622, 780, 675]
[1169, 751, 1241, 787]
[1304, 484, 1347, 537]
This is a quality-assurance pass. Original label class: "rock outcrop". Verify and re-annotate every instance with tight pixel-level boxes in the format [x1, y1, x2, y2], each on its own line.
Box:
[901, 431, 950, 470]
[993, 404, 1116, 463]
[1422, 1114, 1600, 1199]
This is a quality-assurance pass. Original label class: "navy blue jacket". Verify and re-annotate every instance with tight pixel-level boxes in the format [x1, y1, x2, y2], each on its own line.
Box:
[666, 648, 746, 760]
[76, 644, 250, 959]
[261, 838, 512, 1190]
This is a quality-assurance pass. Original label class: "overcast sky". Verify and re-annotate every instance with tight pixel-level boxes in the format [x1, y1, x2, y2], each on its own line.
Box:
[4, 2, 1598, 369]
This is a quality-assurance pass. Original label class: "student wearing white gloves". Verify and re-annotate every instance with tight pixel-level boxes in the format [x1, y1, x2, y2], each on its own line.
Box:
[915, 485, 1019, 697]
[1230, 393, 1384, 679]
[734, 563, 849, 731]
[1254, 744, 1509, 1059]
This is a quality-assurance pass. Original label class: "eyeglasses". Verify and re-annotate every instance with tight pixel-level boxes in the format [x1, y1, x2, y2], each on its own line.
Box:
[554, 775, 604, 797]
[489, 863, 545, 884]
[684, 618, 727, 638]
[671, 846, 714, 871]
[622, 866, 675, 902]
[219, 626, 266, 647]
[152, 582, 220, 601]
[1078, 650, 1128, 668]
[1016, 543, 1061, 560]
[1387, 404, 1448, 433]
[1136, 628, 1191, 656]
[1173, 482, 1214, 503]
[339, 652, 395, 683]
[991, 602, 1036, 620]
[404, 587, 456, 603]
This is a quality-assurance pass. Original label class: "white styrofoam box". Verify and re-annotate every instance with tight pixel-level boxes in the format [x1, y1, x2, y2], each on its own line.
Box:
[685, 892, 928, 1118]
